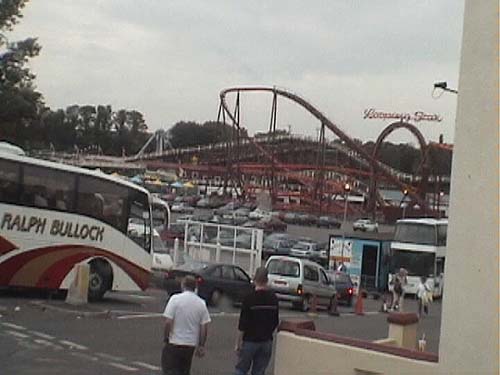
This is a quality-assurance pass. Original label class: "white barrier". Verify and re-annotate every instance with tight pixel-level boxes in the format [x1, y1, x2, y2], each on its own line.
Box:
[181, 221, 263, 276]
[65, 263, 90, 305]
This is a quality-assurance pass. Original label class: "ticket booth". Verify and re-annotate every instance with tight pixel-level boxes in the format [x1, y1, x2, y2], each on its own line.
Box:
[328, 232, 393, 293]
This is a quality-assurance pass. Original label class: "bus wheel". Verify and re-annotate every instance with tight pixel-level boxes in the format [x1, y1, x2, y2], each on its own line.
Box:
[88, 260, 112, 301]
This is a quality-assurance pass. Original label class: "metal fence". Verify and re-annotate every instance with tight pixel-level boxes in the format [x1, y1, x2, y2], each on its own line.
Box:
[175, 221, 263, 277]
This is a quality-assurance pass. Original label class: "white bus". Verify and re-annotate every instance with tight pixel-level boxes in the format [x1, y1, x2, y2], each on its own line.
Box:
[389, 218, 448, 297]
[0, 150, 154, 300]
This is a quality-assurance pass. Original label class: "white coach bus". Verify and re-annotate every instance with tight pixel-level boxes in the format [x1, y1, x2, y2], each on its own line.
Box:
[0, 150, 154, 300]
[389, 218, 448, 297]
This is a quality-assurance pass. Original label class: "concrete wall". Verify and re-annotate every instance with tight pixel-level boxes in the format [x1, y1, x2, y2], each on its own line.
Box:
[438, 0, 499, 373]
[274, 331, 438, 375]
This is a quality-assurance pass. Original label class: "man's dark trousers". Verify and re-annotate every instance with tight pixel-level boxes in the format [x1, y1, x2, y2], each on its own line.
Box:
[161, 343, 196, 375]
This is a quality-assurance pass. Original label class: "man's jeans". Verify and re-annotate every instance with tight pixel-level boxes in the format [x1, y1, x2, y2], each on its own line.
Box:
[235, 340, 273, 375]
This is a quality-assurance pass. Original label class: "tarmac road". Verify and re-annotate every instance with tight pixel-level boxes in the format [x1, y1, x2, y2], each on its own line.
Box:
[0, 288, 441, 375]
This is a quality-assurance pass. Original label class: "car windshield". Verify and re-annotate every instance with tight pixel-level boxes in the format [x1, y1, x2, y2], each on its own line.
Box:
[267, 260, 300, 277]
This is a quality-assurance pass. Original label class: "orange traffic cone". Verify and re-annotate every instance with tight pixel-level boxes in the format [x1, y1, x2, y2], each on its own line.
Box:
[355, 290, 365, 316]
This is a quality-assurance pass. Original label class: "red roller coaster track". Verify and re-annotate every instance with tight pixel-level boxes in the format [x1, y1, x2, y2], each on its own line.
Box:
[218, 86, 430, 213]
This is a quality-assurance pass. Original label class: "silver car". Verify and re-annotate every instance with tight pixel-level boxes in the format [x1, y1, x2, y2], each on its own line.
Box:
[265, 256, 337, 312]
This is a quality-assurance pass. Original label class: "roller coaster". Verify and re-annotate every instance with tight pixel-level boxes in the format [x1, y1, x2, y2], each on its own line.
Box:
[129, 86, 452, 219]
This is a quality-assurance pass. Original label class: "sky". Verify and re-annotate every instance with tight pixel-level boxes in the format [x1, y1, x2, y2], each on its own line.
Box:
[10, 0, 465, 145]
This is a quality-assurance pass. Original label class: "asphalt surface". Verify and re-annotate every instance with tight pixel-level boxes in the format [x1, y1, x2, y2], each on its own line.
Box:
[0, 288, 442, 375]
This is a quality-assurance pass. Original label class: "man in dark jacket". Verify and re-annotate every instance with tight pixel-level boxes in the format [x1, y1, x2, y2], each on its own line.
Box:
[234, 266, 279, 375]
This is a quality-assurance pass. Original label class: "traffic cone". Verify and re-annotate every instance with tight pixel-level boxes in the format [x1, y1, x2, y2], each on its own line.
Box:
[328, 294, 340, 316]
[355, 290, 365, 316]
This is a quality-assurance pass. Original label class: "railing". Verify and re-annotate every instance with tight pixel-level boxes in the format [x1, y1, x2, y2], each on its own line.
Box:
[180, 221, 263, 276]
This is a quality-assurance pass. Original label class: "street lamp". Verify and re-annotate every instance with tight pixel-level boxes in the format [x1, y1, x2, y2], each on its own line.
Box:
[340, 182, 351, 270]
[401, 189, 409, 219]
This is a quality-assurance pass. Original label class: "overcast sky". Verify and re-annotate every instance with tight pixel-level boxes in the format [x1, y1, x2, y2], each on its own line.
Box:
[11, 0, 465, 145]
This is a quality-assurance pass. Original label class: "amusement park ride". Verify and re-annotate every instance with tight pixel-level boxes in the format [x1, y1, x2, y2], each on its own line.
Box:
[129, 86, 452, 221]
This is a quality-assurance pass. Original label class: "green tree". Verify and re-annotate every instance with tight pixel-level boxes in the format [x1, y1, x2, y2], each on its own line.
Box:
[0, 0, 43, 146]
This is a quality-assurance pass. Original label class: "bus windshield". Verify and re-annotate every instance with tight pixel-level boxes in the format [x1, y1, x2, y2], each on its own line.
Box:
[394, 223, 436, 245]
[391, 249, 435, 276]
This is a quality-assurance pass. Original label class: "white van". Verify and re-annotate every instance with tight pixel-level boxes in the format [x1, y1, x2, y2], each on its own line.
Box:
[265, 256, 336, 312]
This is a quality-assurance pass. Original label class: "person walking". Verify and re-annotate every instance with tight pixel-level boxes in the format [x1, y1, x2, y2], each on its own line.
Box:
[162, 275, 211, 375]
[235, 267, 279, 375]
[390, 268, 408, 311]
[417, 276, 431, 318]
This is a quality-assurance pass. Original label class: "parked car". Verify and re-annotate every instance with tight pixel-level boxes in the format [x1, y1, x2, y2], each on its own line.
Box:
[248, 208, 271, 220]
[163, 262, 254, 306]
[296, 213, 318, 226]
[290, 241, 322, 258]
[191, 213, 213, 222]
[263, 238, 296, 257]
[282, 212, 300, 224]
[328, 271, 354, 306]
[234, 207, 251, 217]
[317, 216, 342, 229]
[254, 217, 287, 233]
[196, 197, 211, 208]
[182, 195, 201, 206]
[219, 233, 253, 249]
[242, 201, 257, 210]
[162, 193, 176, 202]
[266, 256, 337, 311]
[214, 201, 241, 215]
[216, 215, 247, 226]
[353, 218, 379, 232]
[171, 202, 195, 213]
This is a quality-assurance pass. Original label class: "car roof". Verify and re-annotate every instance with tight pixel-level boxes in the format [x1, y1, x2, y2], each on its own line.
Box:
[266, 255, 324, 268]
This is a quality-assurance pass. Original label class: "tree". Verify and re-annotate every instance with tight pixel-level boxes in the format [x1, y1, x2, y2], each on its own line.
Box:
[169, 120, 244, 148]
[0, 0, 43, 146]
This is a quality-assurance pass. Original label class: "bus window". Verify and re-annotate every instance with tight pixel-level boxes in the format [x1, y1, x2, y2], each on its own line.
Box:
[128, 190, 151, 252]
[437, 225, 447, 246]
[77, 176, 128, 232]
[394, 223, 436, 245]
[0, 159, 20, 204]
[22, 165, 76, 211]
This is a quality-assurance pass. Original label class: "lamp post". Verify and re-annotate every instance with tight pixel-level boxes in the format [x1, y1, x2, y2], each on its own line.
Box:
[401, 189, 409, 219]
[340, 182, 351, 269]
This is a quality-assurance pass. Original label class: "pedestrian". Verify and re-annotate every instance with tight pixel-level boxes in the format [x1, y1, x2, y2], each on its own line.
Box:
[417, 276, 431, 318]
[162, 275, 211, 375]
[390, 268, 407, 311]
[235, 267, 279, 375]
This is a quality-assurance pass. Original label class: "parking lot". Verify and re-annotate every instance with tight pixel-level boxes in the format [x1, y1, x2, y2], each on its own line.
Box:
[0, 286, 442, 375]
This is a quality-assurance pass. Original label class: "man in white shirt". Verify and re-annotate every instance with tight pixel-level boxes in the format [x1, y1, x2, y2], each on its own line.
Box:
[162, 275, 211, 375]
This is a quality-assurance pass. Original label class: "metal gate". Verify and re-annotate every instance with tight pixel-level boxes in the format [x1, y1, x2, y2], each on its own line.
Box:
[178, 221, 263, 277]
